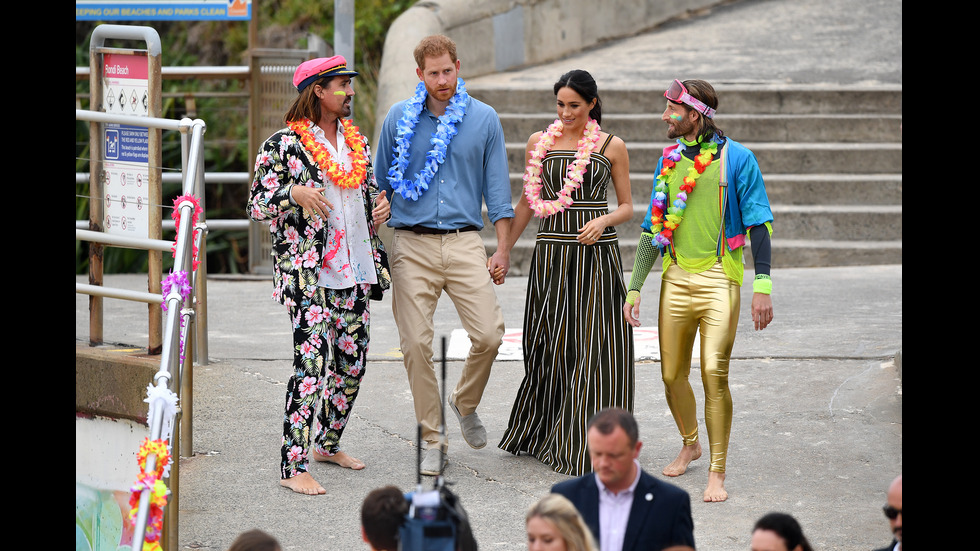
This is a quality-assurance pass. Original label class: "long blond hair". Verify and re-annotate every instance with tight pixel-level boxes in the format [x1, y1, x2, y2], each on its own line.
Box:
[526, 494, 598, 551]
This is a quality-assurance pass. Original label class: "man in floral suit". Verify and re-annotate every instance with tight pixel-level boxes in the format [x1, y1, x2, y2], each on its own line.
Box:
[247, 55, 391, 495]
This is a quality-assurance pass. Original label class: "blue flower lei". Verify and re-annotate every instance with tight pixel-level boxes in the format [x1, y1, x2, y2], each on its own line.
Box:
[386, 78, 469, 200]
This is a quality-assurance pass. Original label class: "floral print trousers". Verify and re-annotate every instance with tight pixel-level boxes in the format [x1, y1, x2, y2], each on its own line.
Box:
[281, 283, 371, 479]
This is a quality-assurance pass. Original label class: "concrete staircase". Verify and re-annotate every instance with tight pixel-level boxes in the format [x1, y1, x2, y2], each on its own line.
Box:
[467, 85, 902, 274]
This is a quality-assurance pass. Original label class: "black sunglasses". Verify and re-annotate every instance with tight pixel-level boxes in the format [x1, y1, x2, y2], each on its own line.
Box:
[882, 505, 901, 519]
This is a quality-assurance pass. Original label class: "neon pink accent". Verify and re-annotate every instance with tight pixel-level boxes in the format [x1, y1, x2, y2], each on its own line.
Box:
[727, 234, 745, 250]
[322, 229, 346, 267]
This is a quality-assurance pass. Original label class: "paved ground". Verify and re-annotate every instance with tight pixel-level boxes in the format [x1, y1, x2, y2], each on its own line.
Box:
[76, 0, 901, 549]
[77, 262, 902, 551]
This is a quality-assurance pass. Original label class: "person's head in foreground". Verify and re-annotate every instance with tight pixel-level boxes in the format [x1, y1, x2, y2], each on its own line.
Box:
[587, 407, 641, 494]
[361, 485, 409, 551]
[882, 474, 902, 546]
[750, 512, 814, 551]
[526, 493, 598, 551]
[227, 529, 281, 551]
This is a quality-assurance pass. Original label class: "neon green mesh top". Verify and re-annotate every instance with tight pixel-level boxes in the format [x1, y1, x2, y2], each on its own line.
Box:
[660, 153, 746, 285]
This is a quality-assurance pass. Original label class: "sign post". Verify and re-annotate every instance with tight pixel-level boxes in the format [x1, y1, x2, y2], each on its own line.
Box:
[89, 25, 163, 353]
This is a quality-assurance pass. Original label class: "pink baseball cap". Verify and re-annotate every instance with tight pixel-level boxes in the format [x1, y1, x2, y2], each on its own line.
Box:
[293, 55, 359, 92]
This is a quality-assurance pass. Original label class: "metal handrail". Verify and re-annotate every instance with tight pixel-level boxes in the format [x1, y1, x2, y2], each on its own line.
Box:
[75, 171, 251, 232]
[76, 108, 206, 551]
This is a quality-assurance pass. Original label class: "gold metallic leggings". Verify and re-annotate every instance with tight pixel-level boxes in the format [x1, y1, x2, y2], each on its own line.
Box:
[659, 262, 739, 473]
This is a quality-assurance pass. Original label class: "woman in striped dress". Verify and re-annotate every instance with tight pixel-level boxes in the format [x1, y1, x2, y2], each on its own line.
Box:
[496, 70, 635, 476]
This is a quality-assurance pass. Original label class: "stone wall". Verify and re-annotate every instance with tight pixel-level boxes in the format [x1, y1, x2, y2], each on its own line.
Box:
[373, 0, 720, 145]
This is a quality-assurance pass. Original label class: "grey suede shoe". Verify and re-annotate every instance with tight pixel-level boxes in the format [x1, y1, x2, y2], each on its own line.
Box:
[420, 447, 447, 476]
[449, 399, 487, 449]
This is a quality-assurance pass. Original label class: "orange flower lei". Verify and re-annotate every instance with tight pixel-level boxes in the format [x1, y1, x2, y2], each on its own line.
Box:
[288, 118, 368, 189]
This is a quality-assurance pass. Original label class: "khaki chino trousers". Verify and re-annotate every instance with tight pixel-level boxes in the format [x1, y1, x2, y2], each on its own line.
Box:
[390, 229, 505, 451]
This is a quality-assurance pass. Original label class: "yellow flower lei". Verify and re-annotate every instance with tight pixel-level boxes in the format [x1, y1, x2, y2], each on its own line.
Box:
[129, 438, 172, 550]
[287, 118, 369, 189]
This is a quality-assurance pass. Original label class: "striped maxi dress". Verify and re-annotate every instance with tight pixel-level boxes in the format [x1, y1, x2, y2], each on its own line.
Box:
[498, 134, 635, 476]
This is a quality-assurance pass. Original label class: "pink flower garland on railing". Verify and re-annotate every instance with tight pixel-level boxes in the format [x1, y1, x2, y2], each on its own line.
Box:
[129, 438, 171, 551]
[523, 119, 601, 218]
[171, 194, 202, 271]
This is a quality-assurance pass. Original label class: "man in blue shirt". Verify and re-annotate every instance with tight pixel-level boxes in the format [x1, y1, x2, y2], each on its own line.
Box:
[375, 34, 514, 475]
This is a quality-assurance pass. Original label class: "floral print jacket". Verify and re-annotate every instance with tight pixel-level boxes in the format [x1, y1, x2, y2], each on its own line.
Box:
[247, 123, 391, 306]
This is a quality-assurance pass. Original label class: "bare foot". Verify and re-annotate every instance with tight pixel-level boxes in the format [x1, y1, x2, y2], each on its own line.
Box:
[279, 472, 326, 495]
[662, 442, 702, 477]
[703, 471, 728, 502]
[312, 449, 365, 470]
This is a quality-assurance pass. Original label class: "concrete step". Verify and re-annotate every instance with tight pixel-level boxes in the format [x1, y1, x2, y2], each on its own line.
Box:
[469, 85, 904, 115]
[500, 113, 904, 144]
[472, 83, 901, 268]
[505, 141, 903, 174]
[751, 173, 903, 205]
[507, 173, 903, 206]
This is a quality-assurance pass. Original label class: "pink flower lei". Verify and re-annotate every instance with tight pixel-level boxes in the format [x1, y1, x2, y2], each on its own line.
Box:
[170, 194, 202, 271]
[523, 118, 601, 218]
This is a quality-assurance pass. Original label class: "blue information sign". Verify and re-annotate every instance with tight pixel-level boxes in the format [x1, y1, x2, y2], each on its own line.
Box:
[105, 124, 149, 163]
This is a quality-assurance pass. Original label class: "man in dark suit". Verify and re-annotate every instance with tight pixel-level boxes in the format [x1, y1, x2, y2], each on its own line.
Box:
[552, 408, 695, 551]
[873, 475, 902, 551]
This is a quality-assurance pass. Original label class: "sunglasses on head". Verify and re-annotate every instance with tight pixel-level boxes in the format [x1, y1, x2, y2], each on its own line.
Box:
[664, 79, 716, 119]
[882, 505, 901, 519]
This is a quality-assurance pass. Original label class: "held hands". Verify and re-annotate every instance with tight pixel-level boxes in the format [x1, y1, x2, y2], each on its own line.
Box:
[293, 185, 334, 219]
[487, 250, 510, 285]
[751, 293, 773, 330]
[372, 190, 390, 230]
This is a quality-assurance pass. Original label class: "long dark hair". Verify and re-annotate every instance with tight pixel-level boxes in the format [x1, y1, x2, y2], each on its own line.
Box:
[283, 76, 334, 124]
[554, 70, 602, 125]
[753, 512, 814, 551]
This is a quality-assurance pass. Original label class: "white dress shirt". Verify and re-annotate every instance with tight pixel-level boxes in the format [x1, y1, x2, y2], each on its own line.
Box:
[595, 460, 642, 551]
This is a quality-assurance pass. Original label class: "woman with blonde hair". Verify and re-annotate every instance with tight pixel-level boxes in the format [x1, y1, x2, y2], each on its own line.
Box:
[526, 494, 598, 551]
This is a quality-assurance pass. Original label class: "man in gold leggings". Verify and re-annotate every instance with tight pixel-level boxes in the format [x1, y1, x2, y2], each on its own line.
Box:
[623, 79, 774, 502]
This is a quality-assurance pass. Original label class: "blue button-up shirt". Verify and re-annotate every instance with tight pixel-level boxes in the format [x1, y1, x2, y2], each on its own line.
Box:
[375, 95, 514, 230]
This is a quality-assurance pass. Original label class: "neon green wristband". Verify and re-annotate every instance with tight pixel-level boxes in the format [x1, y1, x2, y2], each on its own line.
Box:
[753, 274, 772, 295]
[625, 290, 641, 306]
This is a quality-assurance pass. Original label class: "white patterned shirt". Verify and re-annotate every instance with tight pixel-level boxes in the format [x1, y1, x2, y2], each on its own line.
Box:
[310, 121, 377, 289]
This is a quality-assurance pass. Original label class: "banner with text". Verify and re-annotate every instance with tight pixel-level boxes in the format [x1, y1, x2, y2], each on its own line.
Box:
[77, 0, 250, 20]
